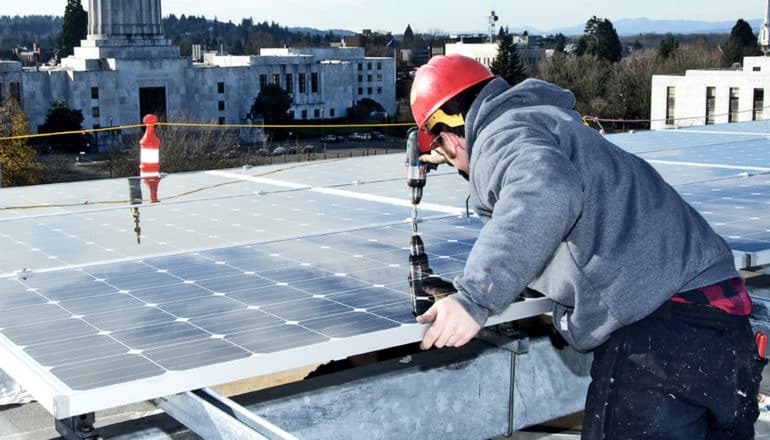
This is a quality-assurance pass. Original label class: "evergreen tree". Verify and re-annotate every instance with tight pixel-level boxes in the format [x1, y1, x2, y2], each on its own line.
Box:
[722, 19, 761, 66]
[56, 0, 87, 59]
[403, 25, 414, 45]
[553, 33, 567, 53]
[250, 84, 293, 122]
[39, 100, 88, 152]
[0, 99, 40, 187]
[578, 16, 622, 62]
[347, 98, 385, 122]
[659, 34, 679, 59]
[250, 84, 293, 138]
[490, 27, 527, 86]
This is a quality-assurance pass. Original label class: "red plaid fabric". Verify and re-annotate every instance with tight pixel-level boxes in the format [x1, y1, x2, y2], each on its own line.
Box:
[670, 277, 752, 315]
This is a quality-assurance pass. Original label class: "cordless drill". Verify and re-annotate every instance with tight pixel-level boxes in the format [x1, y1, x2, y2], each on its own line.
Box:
[405, 127, 437, 315]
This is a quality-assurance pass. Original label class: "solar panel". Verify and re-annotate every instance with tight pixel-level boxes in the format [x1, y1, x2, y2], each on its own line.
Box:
[608, 130, 766, 155]
[4, 120, 770, 419]
[0, 214, 550, 417]
[0, 175, 464, 277]
[642, 139, 770, 169]
[610, 122, 770, 266]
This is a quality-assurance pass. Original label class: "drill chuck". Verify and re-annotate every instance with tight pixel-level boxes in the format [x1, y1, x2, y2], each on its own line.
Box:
[409, 186, 423, 206]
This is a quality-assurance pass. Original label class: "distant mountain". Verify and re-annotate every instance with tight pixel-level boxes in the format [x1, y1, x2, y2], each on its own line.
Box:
[517, 17, 763, 37]
[612, 17, 762, 36]
[289, 27, 355, 37]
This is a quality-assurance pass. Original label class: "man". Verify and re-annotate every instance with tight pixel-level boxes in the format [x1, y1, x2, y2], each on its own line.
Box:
[410, 54, 763, 439]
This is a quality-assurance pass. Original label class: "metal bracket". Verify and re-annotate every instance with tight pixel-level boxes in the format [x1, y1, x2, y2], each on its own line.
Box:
[153, 387, 297, 440]
[54, 412, 101, 440]
[744, 253, 754, 269]
[477, 324, 530, 354]
[476, 325, 532, 437]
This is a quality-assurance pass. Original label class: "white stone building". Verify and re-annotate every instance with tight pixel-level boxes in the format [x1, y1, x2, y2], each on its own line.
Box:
[443, 41, 549, 70]
[0, 0, 395, 149]
[650, 56, 770, 130]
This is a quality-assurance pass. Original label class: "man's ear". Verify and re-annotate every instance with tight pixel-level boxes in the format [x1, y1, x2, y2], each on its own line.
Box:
[440, 132, 464, 157]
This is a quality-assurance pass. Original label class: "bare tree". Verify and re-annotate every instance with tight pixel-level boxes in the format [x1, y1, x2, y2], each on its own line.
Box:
[535, 41, 722, 129]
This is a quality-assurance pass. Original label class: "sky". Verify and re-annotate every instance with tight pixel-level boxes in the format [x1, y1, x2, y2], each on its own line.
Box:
[3, 0, 766, 35]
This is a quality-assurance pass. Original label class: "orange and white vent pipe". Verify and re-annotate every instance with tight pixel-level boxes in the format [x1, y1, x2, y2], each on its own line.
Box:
[139, 114, 161, 203]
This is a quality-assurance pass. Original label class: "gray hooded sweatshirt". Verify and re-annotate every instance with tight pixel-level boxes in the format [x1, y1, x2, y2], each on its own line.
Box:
[452, 77, 739, 352]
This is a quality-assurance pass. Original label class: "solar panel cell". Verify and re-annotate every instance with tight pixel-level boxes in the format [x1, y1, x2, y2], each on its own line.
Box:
[143, 338, 249, 370]
[51, 354, 164, 390]
[226, 324, 329, 354]
[301, 311, 401, 338]
[326, 286, 410, 309]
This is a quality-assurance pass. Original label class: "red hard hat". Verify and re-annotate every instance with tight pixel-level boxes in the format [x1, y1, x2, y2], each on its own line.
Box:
[410, 54, 493, 150]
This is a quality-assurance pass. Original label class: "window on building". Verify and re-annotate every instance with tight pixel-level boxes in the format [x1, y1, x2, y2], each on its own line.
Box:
[367, 87, 372, 95]
[311, 72, 319, 93]
[358, 87, 363, 94]
[299, 73, 306, 93]
[91, 87, 99, 100]
[286, 74, 293, 93]
[376, 73, 382, 82]
[754, 66, 762, 72]
[92, 106, 100, 118]
[330, 108, 335, 117]
[754, 88, 764, 120]
[10, 82, 20, 103]
[218, 117, 225, 125]
[367, 62, 372, 70]
[367, 74, 372, 82]
[665, 86, 676, 125]
[376, 62, 382, 70]
[314, 109, 320, 118]
[729, 88, 740, 123]
[358, 63, 362, 71]
[358, 74, 363, 82]
[217, 82, 224, 93]
[301, 109, 308, 119]
[259, 74, 267, 87]
[272, 74, 280, 85]
[288, 110, 295, 119]
[377, 87, 382, 94]
[218, 100, 225, 111]
[705, 87, 716, 125]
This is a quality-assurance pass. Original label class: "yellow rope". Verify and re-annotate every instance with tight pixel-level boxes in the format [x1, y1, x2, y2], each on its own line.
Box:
[0, 121, 416, 141]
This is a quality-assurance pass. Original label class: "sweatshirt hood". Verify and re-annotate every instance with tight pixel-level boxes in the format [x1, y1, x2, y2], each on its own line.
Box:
[464, 78, 577, 161]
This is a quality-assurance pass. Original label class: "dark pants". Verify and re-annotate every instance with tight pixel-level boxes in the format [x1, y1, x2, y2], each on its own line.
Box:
[582, 301, 764, 439]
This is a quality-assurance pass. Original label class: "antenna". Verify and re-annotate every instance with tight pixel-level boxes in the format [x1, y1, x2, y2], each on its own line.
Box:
[761, 0, 770, 54]
[488, 10, 499, 43]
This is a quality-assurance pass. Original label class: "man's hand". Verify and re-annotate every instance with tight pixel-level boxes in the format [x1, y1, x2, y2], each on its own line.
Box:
[416, 296, 481, 350]
[419, 150, 447, 165]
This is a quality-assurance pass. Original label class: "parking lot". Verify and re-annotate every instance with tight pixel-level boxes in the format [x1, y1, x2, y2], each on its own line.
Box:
[242, 132, 404, 157]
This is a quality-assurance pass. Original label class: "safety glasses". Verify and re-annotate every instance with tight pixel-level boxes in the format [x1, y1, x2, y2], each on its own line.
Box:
[428, 133, 444, 151]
